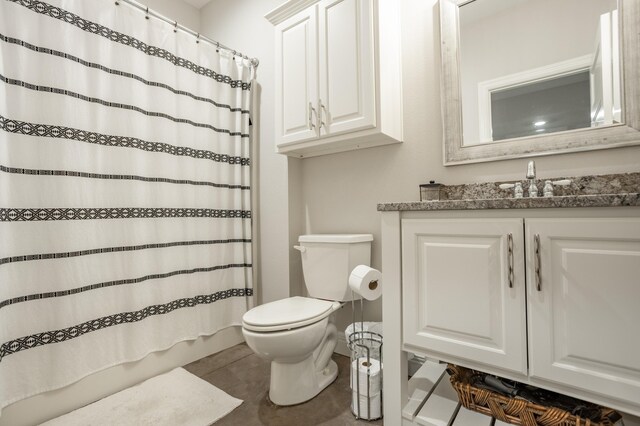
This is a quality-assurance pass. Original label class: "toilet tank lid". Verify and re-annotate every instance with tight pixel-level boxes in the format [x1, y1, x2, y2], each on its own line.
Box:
[298, 234, 373, 243]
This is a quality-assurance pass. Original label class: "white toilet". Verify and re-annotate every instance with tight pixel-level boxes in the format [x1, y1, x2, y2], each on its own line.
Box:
[242, 234, 373, 406]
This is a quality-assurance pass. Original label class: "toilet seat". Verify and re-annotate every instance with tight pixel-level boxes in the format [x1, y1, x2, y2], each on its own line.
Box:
[242, 296, 340, 332]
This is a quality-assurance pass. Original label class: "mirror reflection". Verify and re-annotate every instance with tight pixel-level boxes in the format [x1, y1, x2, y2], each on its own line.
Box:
[458, 0, 620, 146]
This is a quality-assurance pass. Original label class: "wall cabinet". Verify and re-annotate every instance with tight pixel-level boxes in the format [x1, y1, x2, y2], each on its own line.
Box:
[266, 0, 402, 158]
[382, 208, 640, 422]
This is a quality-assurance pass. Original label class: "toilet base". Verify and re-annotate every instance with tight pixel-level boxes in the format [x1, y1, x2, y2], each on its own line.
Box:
[269, 358, 339, 406]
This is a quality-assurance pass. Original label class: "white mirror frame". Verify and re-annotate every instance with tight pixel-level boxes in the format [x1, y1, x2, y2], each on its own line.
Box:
[440, 0, 640, 166]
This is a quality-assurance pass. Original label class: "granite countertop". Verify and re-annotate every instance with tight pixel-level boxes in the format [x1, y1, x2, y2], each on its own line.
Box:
[377, 193, 640, 211]
[377, 172, 640, 212]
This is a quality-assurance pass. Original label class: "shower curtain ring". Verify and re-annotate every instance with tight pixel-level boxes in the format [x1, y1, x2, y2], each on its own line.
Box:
[196, 33, 200, 43]
[174, 21, 178, 33]
[216, 42, 220, 53]
[145, 7, 150, 19]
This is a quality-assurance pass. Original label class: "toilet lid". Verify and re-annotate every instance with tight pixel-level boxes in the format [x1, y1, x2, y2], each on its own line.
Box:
[242, 296, 339, 332]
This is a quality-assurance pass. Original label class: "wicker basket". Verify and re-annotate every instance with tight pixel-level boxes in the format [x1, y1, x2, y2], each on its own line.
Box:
[447, 364, 622, 426]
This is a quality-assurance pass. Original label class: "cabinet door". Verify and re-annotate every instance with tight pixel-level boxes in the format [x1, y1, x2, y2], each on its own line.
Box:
[402, 219, 527, 375]
[317, 0, 375, 137]
[526, 218, 640, 407]
[275, 7, 319, 146]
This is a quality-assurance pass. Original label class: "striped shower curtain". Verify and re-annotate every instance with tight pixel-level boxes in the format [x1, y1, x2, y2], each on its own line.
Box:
[0, 0, 253, 412]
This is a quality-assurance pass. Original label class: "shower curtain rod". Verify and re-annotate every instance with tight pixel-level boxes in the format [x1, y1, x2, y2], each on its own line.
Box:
[114, 0, 260, 68]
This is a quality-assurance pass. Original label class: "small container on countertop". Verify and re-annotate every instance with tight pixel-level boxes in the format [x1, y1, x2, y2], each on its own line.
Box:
[420, 181, 445, 201]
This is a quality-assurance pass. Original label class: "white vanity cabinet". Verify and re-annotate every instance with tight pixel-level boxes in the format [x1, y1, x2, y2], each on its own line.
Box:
[381, 207, 640, 423]
[526, 218, 640, 408]
[266, 0, 402, 158]
[401, 218, 528, 376]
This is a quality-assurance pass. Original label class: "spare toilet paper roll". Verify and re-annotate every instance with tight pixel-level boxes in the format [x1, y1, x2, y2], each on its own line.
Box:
[344, 322, 383, 344]
[350, 357, 382, 396]
[351, 391, 382, 420]
[348, 265, 382, 300]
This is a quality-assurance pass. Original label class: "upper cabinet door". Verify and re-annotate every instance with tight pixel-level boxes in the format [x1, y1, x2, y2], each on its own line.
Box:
[526, 218, 640, 407]
[317, 0, 375, 137]
[402, 218, 528, 376]
[275, 7, 319, 146]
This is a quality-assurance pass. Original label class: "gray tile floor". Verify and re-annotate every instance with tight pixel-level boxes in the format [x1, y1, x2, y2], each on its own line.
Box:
[184, 344, 384, 426]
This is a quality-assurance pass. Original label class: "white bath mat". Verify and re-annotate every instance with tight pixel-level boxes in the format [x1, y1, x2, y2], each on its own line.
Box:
[41, 368, 242, 426]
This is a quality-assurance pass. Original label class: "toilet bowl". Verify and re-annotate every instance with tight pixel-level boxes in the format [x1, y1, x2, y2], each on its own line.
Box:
[242, 296, 341, 406]
[241, 234, 373, 406]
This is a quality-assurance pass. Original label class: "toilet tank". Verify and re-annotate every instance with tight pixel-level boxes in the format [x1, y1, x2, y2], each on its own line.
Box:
[298, 234, 373, 302]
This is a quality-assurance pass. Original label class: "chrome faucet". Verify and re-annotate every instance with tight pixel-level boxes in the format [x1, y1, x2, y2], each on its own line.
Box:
[526, 160, 538, 197]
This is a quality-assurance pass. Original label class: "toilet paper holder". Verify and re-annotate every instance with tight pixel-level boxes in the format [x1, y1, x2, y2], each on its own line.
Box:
[368, 280, 378, 291]
[347, 295, 383, 421]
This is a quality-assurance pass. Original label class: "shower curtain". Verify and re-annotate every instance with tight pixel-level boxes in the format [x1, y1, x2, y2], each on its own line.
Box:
[0, 0, 253, 412]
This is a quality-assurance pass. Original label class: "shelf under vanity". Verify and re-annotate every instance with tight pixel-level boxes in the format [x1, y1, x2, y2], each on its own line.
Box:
[403, 360, 518, 426]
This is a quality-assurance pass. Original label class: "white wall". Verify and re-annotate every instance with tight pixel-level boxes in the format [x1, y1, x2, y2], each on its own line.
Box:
[300, 2, 640, 418]
[198, 0, 640, 351]
[145, 0, 201, 31]
[299, 0, 640, 329]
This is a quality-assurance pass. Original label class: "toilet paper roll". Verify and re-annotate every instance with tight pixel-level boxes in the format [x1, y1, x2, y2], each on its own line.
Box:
[350, 357, 382, 396]
[351, 391, 382, 420]
[344, 321, 383, 344]
[348, 265, 382, 300]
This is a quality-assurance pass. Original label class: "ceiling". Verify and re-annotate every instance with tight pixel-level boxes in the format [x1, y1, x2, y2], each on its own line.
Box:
[181, 0, 212, 9]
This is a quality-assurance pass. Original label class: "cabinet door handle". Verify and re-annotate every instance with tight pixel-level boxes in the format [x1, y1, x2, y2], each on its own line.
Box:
[317, 99, 326, 130]
[507, 233, 514, 288]
[308, 102, 317, 130]
[534, 233, 542, 291]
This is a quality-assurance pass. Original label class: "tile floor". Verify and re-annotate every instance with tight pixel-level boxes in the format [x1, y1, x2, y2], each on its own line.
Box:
[184, 343, 383, 426]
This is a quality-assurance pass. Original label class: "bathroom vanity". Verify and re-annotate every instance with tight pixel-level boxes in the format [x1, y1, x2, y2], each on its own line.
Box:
[378, 179, 640, 424]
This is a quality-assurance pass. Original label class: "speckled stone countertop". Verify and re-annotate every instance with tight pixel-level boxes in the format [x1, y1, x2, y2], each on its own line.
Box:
[377, 172, 640, 211]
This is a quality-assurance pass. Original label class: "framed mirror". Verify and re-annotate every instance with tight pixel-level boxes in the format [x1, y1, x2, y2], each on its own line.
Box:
[440, 0, 640, 165]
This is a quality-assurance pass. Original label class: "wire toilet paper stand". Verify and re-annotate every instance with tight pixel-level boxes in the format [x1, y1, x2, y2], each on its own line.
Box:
[347, 294, 383, 421]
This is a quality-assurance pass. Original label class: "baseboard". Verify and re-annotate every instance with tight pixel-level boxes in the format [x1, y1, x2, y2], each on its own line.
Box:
[0, 326, 244, 426]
